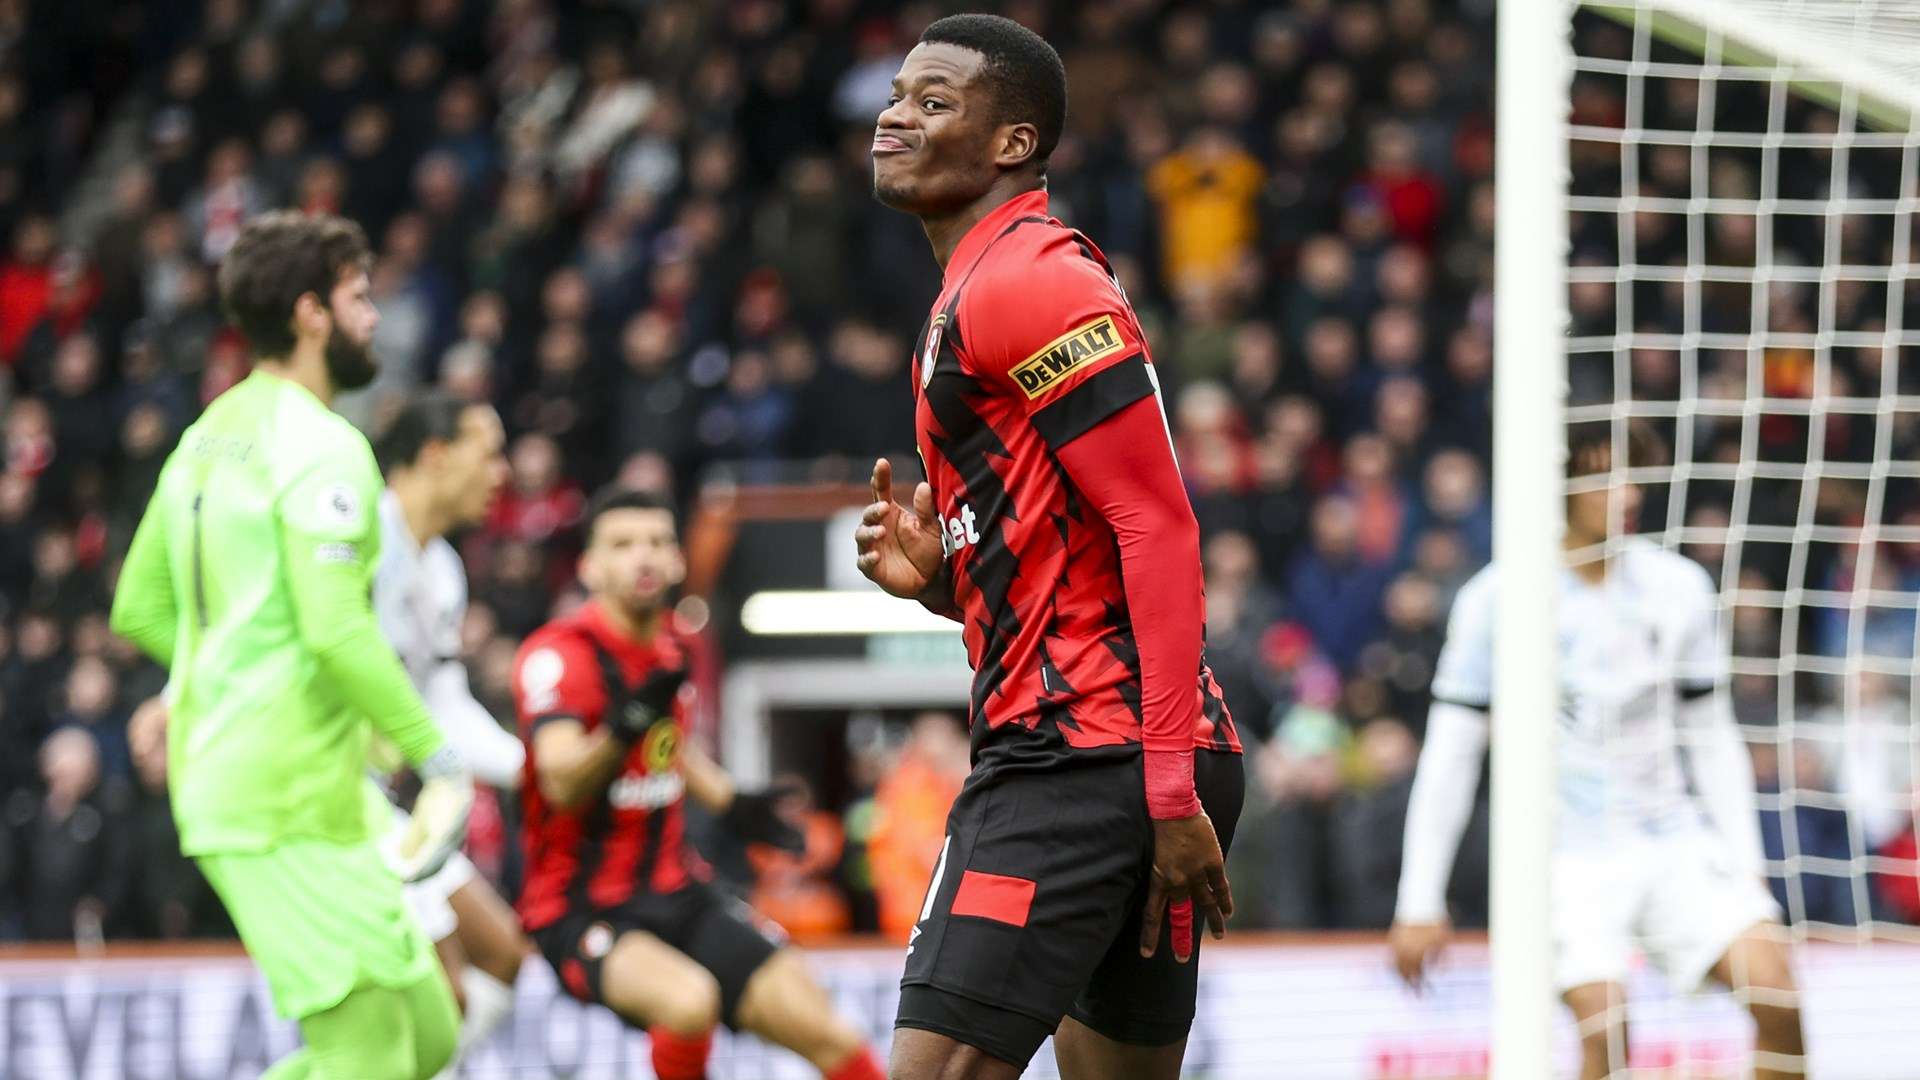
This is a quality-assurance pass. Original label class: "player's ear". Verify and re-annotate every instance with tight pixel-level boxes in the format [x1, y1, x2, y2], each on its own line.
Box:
[994, 122, 1039, 171]
[291, 290, 330, 341]
[667, 542, 687, 589]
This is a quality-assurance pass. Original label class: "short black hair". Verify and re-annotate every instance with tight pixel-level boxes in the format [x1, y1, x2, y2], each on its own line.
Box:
[218, 211, 371, 358]
[583, 485, 676, 546]
[920, 13, 1067, 169]
[1567, 420, 1664, 479]
[375, 391, 467, 475]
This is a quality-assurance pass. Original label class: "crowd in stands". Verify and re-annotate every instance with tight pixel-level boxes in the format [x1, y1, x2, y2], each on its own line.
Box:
[0, 0, 1915, 944]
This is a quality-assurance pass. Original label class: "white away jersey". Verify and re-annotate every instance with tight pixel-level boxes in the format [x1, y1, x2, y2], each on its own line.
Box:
[374, 491, 524, 788]
[376, 491, 468, 684]
[1431, 539, 1722, 839]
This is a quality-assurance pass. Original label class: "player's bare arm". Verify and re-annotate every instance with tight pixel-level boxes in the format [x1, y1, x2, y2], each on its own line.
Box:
[530, 719, 629, 810]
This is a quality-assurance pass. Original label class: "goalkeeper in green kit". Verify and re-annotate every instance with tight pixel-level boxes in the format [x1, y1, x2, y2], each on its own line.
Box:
[110, 211, 471, 1079]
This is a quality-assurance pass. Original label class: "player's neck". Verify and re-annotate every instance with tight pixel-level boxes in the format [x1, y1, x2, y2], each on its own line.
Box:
[922, 176, 1044, 269]
[254, 343, 334, 406]
[597, 596, 663, 645]
[391, 475, 446, 546]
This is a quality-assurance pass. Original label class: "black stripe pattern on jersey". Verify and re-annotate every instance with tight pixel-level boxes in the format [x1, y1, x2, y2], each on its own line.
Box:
[922, 306, 1027, 734]
[1030, 353, 1154, 450]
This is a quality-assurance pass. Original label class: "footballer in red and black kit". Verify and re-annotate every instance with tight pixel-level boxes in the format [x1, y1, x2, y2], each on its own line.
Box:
[859, 14, 1245, 1080]
[513, 488, 884, 1080]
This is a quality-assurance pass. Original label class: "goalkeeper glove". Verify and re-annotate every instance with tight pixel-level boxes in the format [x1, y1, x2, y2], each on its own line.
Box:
[605, 662, 689, 744]
[388, 744, 474, 884]
[722, 780, 807, 853]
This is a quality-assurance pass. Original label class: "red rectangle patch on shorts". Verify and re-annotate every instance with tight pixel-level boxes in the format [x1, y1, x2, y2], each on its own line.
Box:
[949, 870, 1036, 927]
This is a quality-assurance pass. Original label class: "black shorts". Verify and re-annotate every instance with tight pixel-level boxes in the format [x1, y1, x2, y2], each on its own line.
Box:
[530, 882, 787, 1029]
[896, 748, 1244, 1067]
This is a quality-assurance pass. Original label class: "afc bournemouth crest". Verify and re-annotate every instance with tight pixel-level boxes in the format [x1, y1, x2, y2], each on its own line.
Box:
[920, 313, 946, 389]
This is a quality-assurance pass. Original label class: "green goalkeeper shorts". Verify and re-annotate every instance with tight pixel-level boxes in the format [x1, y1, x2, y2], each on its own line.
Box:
[198, 838, 437, 1019]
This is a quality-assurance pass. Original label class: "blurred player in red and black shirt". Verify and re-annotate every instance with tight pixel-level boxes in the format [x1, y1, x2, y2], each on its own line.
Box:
[513, 488, 882, 1080]
[857, 14, 1245, 1080]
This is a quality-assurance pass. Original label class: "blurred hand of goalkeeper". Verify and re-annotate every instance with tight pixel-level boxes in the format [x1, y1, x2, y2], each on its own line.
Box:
[389, 744, 474, 884]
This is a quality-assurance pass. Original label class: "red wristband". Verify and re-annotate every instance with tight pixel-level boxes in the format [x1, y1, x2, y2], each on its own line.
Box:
[1144, 748, 1202, 820]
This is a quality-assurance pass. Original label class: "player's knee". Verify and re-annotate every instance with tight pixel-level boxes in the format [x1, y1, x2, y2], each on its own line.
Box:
[654, 968, 722, 1035]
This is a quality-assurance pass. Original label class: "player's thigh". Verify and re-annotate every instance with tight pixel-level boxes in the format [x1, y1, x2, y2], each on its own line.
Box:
[733, 948, 865, 1068]
[599, 929, 724, 1033]
[897, 758, 1149, 1069]
[197, 842, 437, 1021]
[670, 884, 788, 1029]
[890, 1025, 1025, 1080]
[1707, 922, 1797, 998]
[296, 983, 424, 1080]
[1066, 748, 1244, 1049]
[1562, 981, 1630, 1079]
[448, 873, 529, 984]
[1640, 833, 1783, 992]
[1053, 1015, 1187, 1080]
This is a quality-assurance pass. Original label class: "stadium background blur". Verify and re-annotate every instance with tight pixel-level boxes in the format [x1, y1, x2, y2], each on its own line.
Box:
[0, 0, 1914, 952]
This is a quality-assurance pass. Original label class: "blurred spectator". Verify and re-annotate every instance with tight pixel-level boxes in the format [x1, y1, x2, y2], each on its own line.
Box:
[1232, 706, 1349, 928]
[486, 433, 585, 550]
[1754, 741, 1863, 926]
[1147, 128, 1265, 292]
[120, 697, 220, 939]
[748, 775, 851, 943]
[12, 727, 127, 942]
[1328, 718, 1420, 929]
[868, 712, 969, 941]
[1286, 495, 1394, 673]
[51, 656, 128, 781]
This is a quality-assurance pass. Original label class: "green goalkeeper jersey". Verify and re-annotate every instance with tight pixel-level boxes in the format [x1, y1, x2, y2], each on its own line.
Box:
[110, 371, 445, 855]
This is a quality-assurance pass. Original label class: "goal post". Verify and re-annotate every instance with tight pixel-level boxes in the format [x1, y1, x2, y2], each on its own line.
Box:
[1491, 1, 1571, 1077]
[1499, 0, 1920, 1074]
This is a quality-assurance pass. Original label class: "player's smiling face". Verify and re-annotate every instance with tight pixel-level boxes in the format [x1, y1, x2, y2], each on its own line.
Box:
[583, 508, 685, 618]
[872, 43, 1005, 214]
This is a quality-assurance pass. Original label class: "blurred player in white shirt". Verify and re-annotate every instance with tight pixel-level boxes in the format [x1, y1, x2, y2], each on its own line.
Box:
[374, 393, 529, 1075]
[1389, 425, 1805, 1079]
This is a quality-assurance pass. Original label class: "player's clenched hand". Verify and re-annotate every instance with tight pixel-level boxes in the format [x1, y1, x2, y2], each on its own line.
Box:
[723, 778, 808, 853]
[1140, 812, 1233, 963]
[1388, 919, 1452, 993]
[854, 458, 944, 600]
[607, 661, 688, 743]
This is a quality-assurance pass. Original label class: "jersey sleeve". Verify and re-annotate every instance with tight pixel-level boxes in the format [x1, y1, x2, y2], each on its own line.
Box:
[110, 470, 180, 667]
[1430, 572, 1496, 709]
[962, 234, 1160, 451]
[1673, 559, 1722, 697]
[513, 630, 606, 735]
[278, 450, 445, 768]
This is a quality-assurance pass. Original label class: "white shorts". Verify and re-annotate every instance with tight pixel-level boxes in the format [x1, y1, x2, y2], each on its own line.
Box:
[387, 805, 476, 943]
[1552, 825, 1781, 993]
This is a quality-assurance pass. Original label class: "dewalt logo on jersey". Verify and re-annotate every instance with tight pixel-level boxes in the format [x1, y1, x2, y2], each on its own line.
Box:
[1011, 315, 1123, 399]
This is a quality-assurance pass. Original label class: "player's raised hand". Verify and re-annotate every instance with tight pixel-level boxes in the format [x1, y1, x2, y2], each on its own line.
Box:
[854, 457, 944, 600]
[1140, 812, 1234, 963]
[1388, 918, 1452, 993]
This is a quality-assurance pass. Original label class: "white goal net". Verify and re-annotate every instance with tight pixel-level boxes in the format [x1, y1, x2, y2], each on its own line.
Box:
[1512, 0, 1920, 1075]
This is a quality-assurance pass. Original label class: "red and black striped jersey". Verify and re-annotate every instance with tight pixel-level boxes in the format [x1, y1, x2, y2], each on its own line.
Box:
[511, 601, 708, 930]
[912, 188, 1240, 771]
